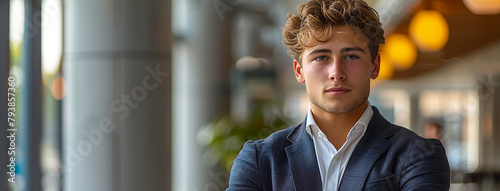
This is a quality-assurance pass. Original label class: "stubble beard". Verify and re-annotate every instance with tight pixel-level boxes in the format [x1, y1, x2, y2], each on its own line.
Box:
[309, 88, 370, 114]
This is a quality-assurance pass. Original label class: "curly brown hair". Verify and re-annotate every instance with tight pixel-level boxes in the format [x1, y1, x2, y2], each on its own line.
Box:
[282, 0, 385, 63]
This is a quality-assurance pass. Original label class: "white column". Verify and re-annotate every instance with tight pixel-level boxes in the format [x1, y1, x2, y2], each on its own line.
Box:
[63, 0, 171, 190]
[173, 0, 232, 190]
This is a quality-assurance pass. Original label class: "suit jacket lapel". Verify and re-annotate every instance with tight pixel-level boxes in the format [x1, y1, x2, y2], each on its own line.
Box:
[285, 119, 322, 191]
[339, 106, 394, 191]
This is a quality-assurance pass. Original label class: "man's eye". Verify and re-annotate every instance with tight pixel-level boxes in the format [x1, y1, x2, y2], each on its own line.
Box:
[345, 55, 359, 60]
[315, 56, 328, 61]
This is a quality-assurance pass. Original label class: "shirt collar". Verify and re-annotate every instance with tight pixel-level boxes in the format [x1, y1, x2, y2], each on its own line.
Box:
[306, 102, 374, 138]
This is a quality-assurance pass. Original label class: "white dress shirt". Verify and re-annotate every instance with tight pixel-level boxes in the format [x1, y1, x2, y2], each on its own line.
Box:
[305, 104, 373, 191]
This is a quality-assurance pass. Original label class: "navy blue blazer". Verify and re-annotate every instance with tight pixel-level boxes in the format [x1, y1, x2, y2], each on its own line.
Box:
[227, 106, 450, 191]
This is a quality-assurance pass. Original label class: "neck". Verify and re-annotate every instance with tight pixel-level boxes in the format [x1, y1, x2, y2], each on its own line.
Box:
[310, 101, 368, 149]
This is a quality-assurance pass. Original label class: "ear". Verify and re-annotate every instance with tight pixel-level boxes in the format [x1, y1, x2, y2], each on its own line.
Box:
[370, 53, 381, 79]
[293, 60, 305, 83]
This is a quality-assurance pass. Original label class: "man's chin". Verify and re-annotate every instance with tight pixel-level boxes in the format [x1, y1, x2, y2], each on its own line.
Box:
[318, 104, 355, 114]
[316, 100, 367, 114]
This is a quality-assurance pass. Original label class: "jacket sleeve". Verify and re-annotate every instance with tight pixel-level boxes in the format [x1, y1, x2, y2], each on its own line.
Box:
[226, 141, 263, 191]
[400, 139, 451, 190]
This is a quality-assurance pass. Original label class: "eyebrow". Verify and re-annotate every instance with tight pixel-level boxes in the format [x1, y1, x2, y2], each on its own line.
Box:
[307, 47, 366, 58]
[341, 47, 366, 53]
[306, 48, 332, 57]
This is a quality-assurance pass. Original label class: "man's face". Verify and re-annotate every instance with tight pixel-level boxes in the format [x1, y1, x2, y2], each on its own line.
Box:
[293, 25, 380, 114]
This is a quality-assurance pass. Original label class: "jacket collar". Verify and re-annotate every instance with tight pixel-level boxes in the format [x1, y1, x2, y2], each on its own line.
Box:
[285, 116, 323, 191]
[338, 106, 394, 190]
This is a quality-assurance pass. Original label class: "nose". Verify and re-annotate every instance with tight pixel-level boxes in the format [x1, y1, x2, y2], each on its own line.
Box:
[328, 60, 346, 81]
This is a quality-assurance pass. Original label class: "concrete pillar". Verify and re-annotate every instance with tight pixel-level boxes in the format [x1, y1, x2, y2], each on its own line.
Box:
[63, 0, 171, 190]
[21, 0, 43, 190]
[0, 0, 10, 189]
[173, 0, 232, 190]
[408, 92, 421, 132]
[478, 74, 500, 173]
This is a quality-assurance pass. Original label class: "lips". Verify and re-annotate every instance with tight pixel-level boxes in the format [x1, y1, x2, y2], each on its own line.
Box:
[325, 87, 351, 95]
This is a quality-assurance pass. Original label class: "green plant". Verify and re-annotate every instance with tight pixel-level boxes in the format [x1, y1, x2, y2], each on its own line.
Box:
[197, 101, 292, 172]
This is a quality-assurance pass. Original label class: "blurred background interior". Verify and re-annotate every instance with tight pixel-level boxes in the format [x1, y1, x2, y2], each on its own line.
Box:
[1, 0, 500, 190]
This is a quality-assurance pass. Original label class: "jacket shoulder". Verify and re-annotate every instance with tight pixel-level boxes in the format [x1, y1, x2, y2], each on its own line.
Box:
[250, 123, 301, 150]
[391, 124, 425, 141]
[228, 123, 303, 190]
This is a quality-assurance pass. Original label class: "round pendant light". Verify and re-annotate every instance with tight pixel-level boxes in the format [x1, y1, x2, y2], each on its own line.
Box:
[409, 10, 449, 52]
[385, 34, 418, 70]
[463, 0, 500, 15]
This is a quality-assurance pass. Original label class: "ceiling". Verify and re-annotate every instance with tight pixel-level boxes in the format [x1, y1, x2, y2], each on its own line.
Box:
[384, 0, 500, 79]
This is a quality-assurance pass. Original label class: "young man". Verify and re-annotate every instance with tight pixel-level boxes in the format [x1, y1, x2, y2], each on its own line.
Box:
[227, 0, 450, 190]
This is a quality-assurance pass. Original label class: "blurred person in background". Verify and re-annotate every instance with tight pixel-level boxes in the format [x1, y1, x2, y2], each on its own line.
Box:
[227, 0, 450, 190]
[424, 121, 444, 143]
